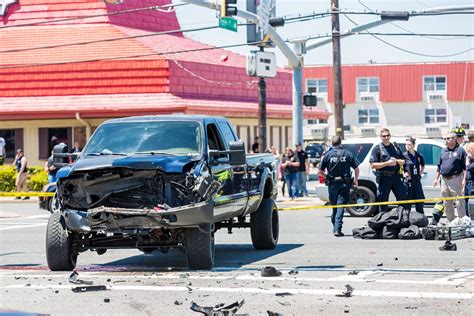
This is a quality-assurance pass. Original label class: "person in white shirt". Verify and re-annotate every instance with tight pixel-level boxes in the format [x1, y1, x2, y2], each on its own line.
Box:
[0, 137, 6, 165]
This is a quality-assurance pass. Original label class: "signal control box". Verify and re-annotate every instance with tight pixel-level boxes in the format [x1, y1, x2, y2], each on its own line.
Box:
[246, 51, 277, 78]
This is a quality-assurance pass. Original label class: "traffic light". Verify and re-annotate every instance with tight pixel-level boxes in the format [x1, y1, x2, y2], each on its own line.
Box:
[221, 0, 237, 17]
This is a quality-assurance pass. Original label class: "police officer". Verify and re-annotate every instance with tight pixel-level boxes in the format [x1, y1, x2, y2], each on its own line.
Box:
[369, 128, 406, 213]
[403, 137, 426, 214]
[433, 132, 467, 222]
[319, 136, 360, 236]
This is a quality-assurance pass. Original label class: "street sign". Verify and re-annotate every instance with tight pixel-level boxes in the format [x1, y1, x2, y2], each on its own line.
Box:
[218, 17, 237, 32]
[256, 0, 275, 36]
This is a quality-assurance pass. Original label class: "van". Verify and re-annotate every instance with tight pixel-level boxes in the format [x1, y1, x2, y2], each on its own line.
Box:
[315, 137, 445, 217]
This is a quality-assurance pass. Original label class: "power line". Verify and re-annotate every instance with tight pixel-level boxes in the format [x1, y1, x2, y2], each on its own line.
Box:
[0, 39, 267, 70]
[358, 0, 467, 41]
[297, 32, 474, 42]
[0, 3, 187, 30]
[342, 13, 474, 58]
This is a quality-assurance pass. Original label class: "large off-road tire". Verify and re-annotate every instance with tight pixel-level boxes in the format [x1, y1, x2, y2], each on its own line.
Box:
[346, 186, 377, 217]
[46, 213, 77, 271]
[185, 224, 214, 270]
[251, 199, 279, 250]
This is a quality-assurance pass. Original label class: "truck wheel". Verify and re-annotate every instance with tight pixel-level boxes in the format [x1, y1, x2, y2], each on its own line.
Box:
[48, 192, 61, 214]
[346, 186, 376, 217]
[251, 199, 279, 250]
[46, 213, 77, 271]
[185, 224, 214, 270]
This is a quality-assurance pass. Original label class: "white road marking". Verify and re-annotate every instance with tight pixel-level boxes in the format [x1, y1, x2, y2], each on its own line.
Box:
[432, 272, 473, 284]
[0, 215, 49, 221]
[0, 272, 471, 286]
[1, 284, 472, 299]
[0, 223, 47, 231]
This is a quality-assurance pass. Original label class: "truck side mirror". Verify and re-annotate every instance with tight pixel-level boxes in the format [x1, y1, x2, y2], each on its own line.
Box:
[228, 141, 245, 165]
[52, 143, 69, 168]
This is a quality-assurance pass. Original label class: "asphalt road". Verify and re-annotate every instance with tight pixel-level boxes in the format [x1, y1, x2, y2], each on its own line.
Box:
[0, 199, 472, 315]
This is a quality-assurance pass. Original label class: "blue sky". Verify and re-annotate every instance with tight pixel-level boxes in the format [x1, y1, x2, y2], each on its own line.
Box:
[174, 0, 474, 66]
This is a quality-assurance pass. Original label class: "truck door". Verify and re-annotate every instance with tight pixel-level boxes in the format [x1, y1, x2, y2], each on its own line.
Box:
[217, 121, 248, 215]
[207, 123, 235, 222]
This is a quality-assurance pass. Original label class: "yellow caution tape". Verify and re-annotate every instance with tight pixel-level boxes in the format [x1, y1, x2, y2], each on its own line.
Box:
[278, 195, 474, 211]
[0, 191, 55, 197]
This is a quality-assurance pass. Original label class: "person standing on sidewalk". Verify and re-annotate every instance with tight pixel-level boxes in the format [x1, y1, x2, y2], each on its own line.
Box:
[319, 136, 360, 236]
[433, 132, 467, 222]
[295, 143, 309, 197]
[12, 148, 29, 200]
[281, 147, 300, 200]
[464, 142, 474, 217]
[0, 136, 5, 165]
[403, 137, 426, 214]
[369, 128, 406, 213]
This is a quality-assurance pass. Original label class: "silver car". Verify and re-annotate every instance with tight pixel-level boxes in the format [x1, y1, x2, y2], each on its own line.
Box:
[315, 137, 445, 216]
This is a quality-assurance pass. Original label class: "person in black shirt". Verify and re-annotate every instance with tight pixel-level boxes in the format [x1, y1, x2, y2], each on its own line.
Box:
[433, 132, 467, 221]
[251, 136, 259, 153]
[369, 128, 406, 213]
[403, 137, 426, 214]
[319, 136, 360, 236]
[281, 147, 300, 200]
[295, 143, 309, 197]
[463, 142, 473, 216]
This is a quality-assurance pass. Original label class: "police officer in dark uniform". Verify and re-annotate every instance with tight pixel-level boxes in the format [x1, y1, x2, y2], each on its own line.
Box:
[319, 136, 360, 236]
[403, 137, 426, 214]
[369, 128, 406, 213]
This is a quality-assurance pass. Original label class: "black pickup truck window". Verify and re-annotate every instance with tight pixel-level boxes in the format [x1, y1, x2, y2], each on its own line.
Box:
[83, 121, 202, 156]
[217, 122, 237, 146]
[207, 124, 225, 151]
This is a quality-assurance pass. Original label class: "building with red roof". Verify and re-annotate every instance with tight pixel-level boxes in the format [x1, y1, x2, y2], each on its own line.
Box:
[303, 62, 473, 140]
[0, 0, 329, 165]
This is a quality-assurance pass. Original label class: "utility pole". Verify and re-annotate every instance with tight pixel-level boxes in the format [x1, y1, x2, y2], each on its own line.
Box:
[258, 49, 267, 153]
[331, 0, 344, 138]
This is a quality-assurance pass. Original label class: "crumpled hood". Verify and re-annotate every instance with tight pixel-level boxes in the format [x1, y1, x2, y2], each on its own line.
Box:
[68, 154, 199, 174]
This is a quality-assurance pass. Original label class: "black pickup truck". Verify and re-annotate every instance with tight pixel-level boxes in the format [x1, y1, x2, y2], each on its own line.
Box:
[47, 115, 278, 270]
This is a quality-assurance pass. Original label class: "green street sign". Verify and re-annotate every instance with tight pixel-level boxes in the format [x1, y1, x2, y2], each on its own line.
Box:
[218, 17, 237, 32]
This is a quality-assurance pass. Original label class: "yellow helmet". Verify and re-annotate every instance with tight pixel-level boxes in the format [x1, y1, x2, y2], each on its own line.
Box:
[452, 126, 466, 137]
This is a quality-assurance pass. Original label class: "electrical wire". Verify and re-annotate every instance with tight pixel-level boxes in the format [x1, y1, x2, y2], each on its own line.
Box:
[0, 39, 267, 70]
[342, 13, 474, 58]
[358, 0, 467, 41]
[0, 3, 187, 29]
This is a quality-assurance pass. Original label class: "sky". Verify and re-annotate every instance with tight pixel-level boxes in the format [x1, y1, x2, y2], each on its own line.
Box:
[174, 0, 474, 67]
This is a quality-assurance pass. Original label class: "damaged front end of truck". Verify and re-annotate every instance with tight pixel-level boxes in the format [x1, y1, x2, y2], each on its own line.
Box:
[46, 119, 222, 271]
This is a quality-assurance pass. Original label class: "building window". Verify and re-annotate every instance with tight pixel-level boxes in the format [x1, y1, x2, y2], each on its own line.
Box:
[357, 77, 379, 93]
[307, 119, 328, 125]
[424, 76, 446, 92]
[306, 79, 328, 94]
[39, 127, 72, 159]
[424, 108, 447, 124]
[358, 109, 379, 124]
[0, 129, 23, 159]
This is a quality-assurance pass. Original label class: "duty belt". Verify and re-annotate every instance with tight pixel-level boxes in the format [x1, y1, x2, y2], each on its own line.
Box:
[443, 173, 462, 180]
[380, 170, 398, 176]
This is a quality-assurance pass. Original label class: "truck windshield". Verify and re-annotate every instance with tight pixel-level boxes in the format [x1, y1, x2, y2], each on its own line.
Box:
[83, 121, 202, 156]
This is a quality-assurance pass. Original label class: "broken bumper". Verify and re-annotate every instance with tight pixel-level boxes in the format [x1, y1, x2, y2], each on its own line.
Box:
[64, 201, 214, 232]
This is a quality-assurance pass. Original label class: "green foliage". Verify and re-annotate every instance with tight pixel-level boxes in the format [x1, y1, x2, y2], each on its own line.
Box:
[0, 166, 16, 192]
[0, 165, 48, 192]
[27, 166, 48, 192]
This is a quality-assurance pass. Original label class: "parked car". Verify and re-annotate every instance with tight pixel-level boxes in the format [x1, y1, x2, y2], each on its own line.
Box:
[46, 115, 278, 271]
[315, 137, 444, 217]
[306, 143, 325, 167]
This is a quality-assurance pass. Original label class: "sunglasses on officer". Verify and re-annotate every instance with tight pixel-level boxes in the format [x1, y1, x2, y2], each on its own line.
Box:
[444, 137, 454, 141]
[381, 134, 391, 138]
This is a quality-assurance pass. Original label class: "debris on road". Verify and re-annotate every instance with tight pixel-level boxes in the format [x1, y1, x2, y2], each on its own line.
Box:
[261, 266, 282, 277]
[337, 284, 354, 298]
[267, 311, 283, 316]
[439, 241, 457, 251]
[71, 285, 107, 293]
[288, 269, 298, 275]
[275, 292, 293, 297]
[69, 271, 93, 285]
[347, 271, 359, 275]
[190, 299, 245, 315]
[104, 298, 110, 303]
[174, 300, 183, 306]
[377, 263, 383, 267]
